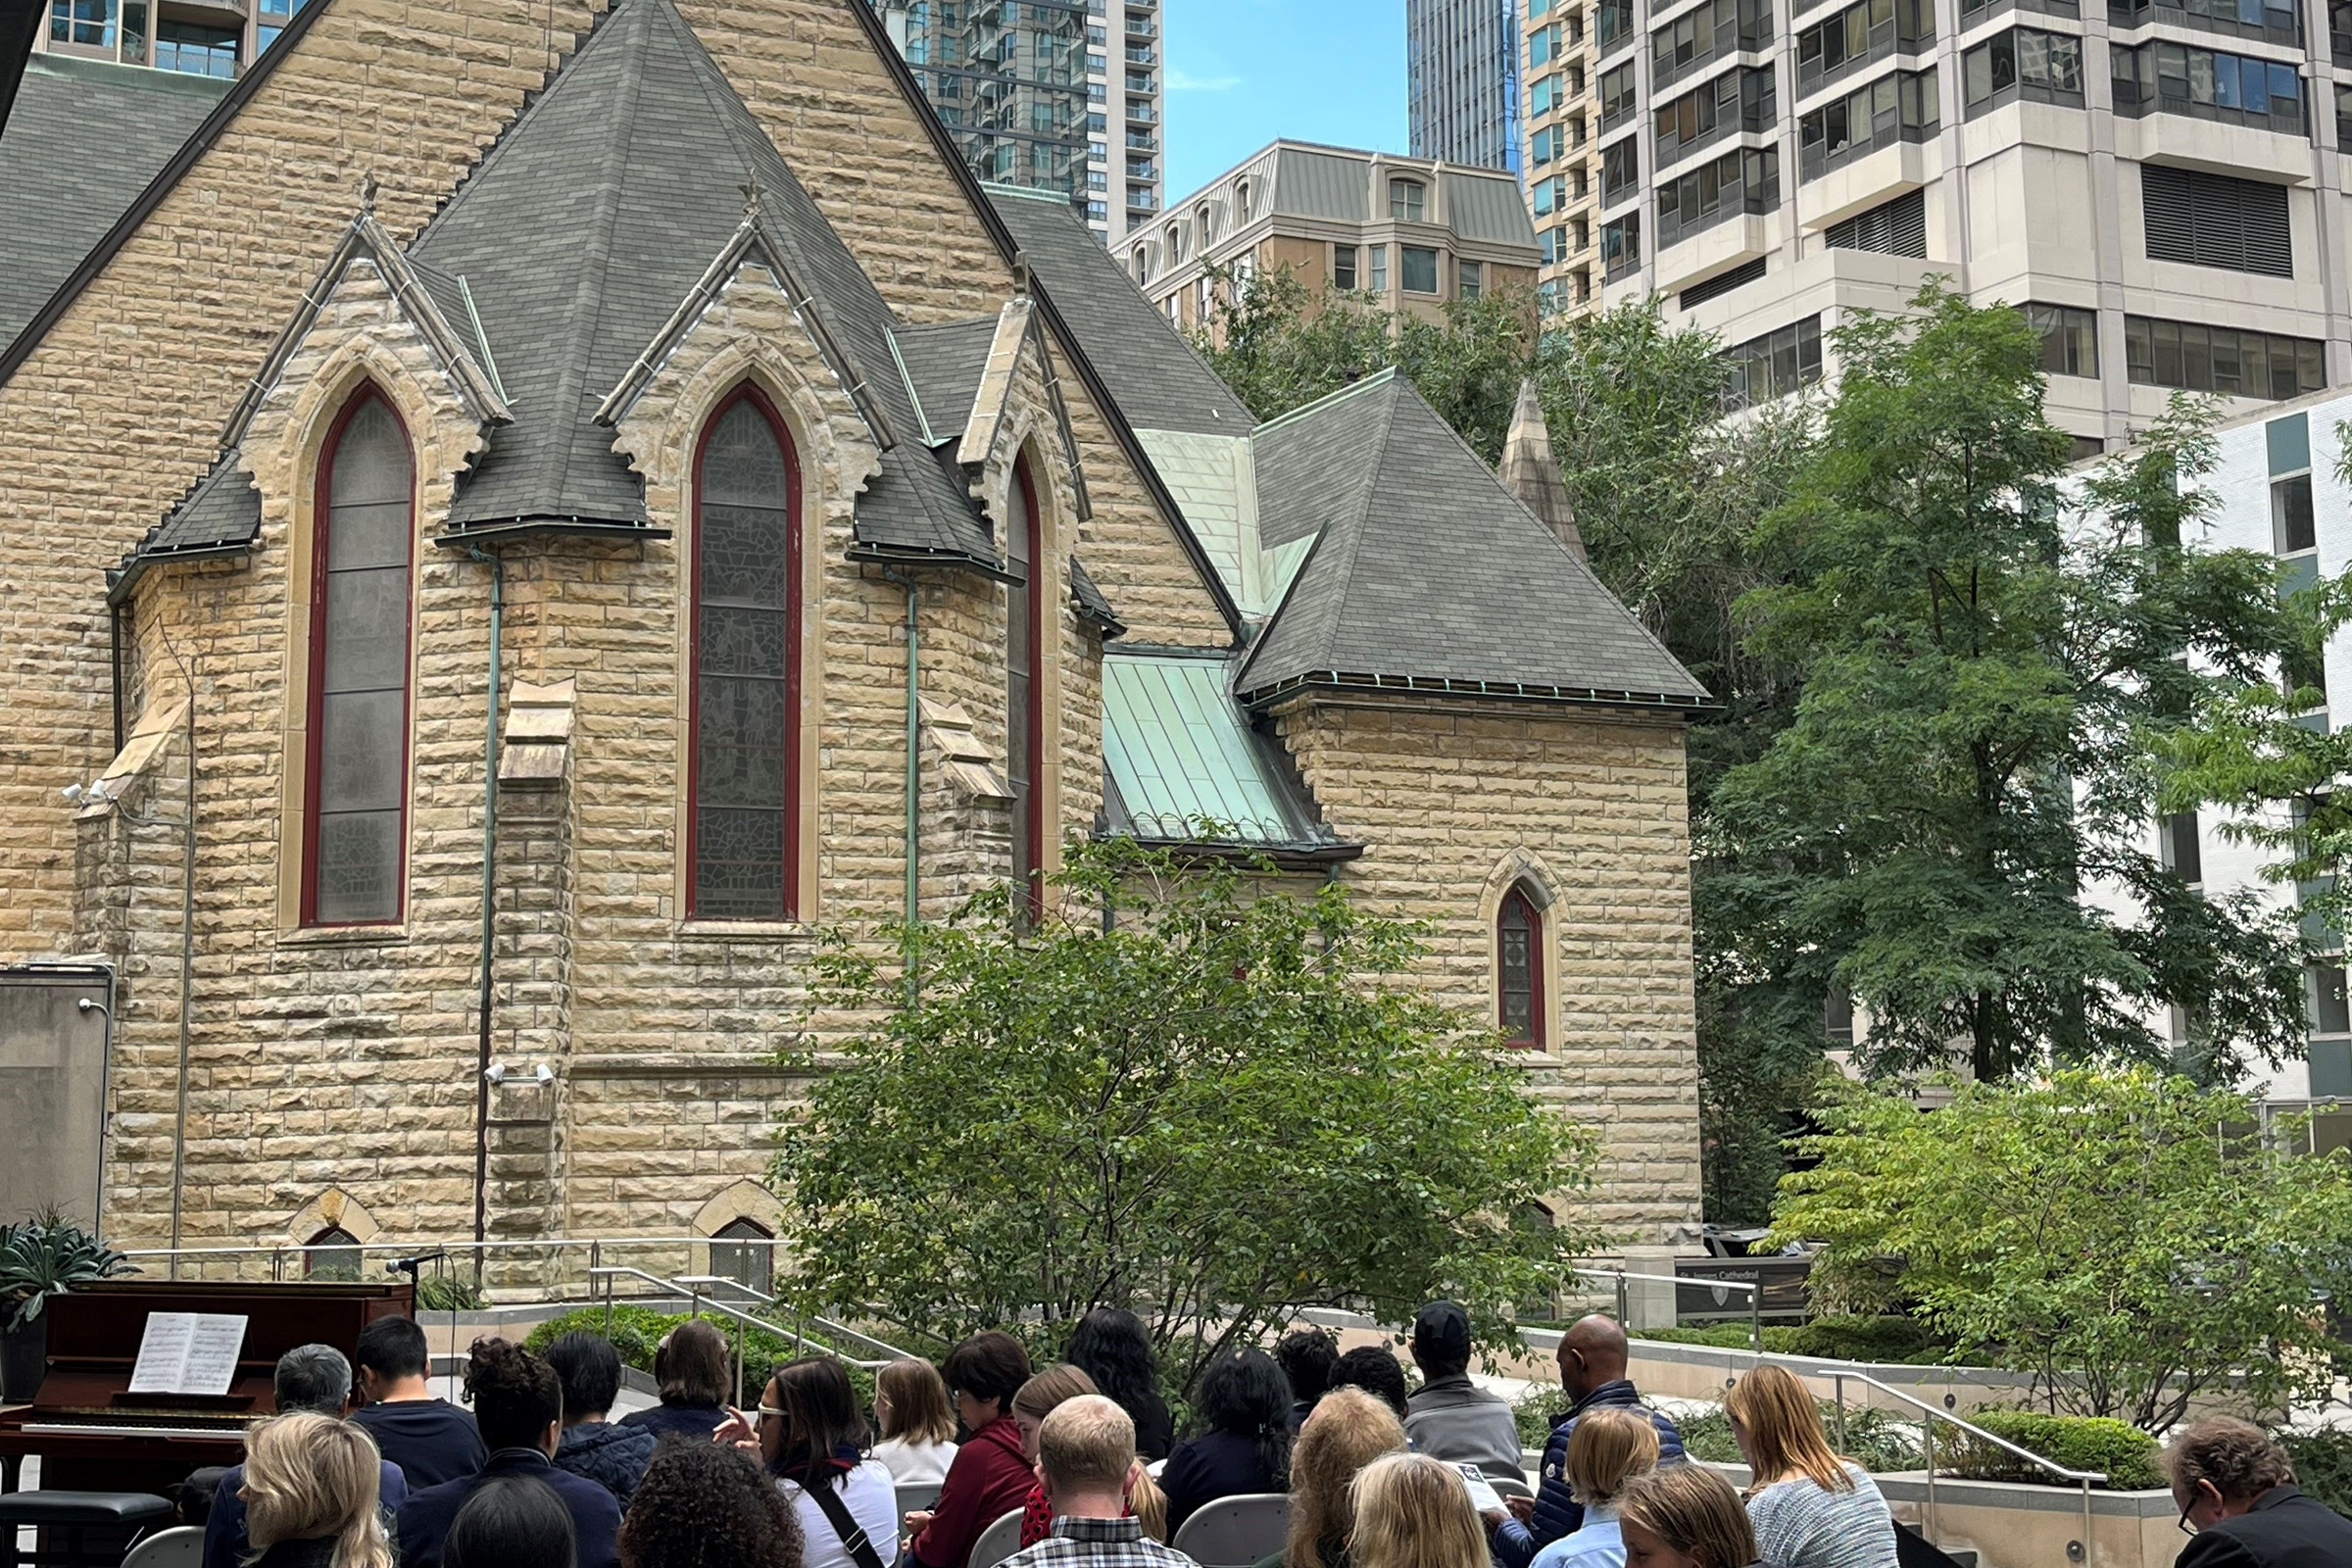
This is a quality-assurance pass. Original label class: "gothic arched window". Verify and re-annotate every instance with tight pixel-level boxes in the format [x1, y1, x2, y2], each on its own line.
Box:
[690, 388, 801, 920]
[1498, 885, 1544, 1048]
[1005, 456, 1045, 921]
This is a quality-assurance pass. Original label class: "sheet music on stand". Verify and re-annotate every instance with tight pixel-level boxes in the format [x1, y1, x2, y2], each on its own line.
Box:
[127, 1311, 250, 1396]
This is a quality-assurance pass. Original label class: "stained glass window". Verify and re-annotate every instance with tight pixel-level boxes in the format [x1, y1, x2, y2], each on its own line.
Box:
[693, 392, 798, 920]
[1005, 459, 1043, 921]
[1498, 887, 1544, 1047]
[307, 392, 412, 925]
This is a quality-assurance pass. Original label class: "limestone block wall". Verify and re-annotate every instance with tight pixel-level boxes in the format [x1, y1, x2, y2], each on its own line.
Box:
[1277, 697, 1704, 1247]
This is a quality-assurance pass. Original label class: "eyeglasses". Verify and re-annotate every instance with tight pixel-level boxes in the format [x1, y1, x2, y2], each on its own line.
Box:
[758, 1405, 785, 1421]
[2177, 1503, 2195, 1537]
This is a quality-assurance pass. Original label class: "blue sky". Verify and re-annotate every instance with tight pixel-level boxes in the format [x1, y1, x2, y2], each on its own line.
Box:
[1160, 1, 1408, 202]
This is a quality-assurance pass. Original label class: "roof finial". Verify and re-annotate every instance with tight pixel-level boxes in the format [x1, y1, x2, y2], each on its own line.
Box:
[1498, 376, 1587, 564]
[1011, 248, 1032, 299]
[740, 176, 764, 221]
[358, 172, 379, 217]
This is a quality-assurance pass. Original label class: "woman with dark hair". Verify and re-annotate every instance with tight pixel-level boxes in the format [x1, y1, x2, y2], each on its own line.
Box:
[1160, 1348, 1295, 1533]
[1063, 1310, 1174, 1463]
[619, 1440, 803, 1568]
[906, 1332, 1034, 1568]
[1326, 1347, 1409, 1422]
[620, 1321, 734, 1443]
[751, 1358, 898, 1568]
[445, 1477, 576, 1568]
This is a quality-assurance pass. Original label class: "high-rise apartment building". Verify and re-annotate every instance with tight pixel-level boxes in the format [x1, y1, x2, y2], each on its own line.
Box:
[1564, 0, 2352, 448]
[1521, 0, 1602, 311]
[1408, 0, 1526, 172]
[870, 0, 1162, 244]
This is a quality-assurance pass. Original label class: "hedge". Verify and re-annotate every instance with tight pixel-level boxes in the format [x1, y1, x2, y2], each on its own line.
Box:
[521, 1305, 878, 1412]
[2279, 1430, 2352, 1516]
[1945, 1411, 2162, 1491]
[1676, 1400, 1922, 1474]
[1627, 1316, 1950, 1365]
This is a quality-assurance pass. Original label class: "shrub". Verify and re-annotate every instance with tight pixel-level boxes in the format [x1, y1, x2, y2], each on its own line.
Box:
[1676, 1405, 1742, 1464]
[2278, 1430, 2352, 1516]
[522, 1306, 869, 1411]
[1631, 1324, 1758, 1351]
[1774, 1315, 1948, 1365]
[1511, 1384, 1564, 1450]
[1945, 1411, 2162, 1491]
[1675, 1399, 1921, 1473]
[417, 1275, 485, 1312]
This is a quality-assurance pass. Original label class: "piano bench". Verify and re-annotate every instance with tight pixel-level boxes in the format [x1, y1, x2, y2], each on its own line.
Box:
[0, 1493, 174, 1568]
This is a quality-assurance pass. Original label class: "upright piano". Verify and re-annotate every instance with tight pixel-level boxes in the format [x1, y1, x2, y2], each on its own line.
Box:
[0, 1278, 414, 1494]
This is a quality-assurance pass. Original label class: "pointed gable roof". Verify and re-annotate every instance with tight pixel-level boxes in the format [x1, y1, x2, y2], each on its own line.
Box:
[1235, 371, 1709, 710]
[402, 0, 991, 563]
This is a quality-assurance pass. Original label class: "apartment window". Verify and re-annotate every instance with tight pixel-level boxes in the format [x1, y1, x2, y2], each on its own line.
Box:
[1602, 213, 1642, 279]
[2274, 432, 2318, 556]
[2141, 165, 2292, 278]
[1391, 178, 1427, 221]
[1679, 255, 1767, 308]
[1370, 243, 1390, 291]
[2125, 315, 2325, 398]
[2026, 303, 2099, 376]
[1195, 277, 1211, 320]
[1656, 147, 1780, 248]
[1798, 68, 1937, 178]
[1540, 278, 1568, 314]
[2313, 960, 2352, 1033]
[1534, 172, 1569, 214]
[1531, 71, 1562, 113]
[1005, 456, 1046, 922]
[2111, 0, 2296, 43]
[49, 0, 113, 47]
[1596, 0, 1635, 49]
[2111, 41, 2307, 132]
[1654, 67, 1777, 165]
[1531, 21, 1562, 63]
[305, 391, 413, 927]
[1497, 887, 1545, 1047]
[2339, 82, 2352, 143]
[1962, 27, 2084, 114]
[1601, 136, 1641, 204]
[1196, 201, 1215, 241]
[155, 18, 236, 75]
[1824, 187, 1928, 254]
[1824, 992, 1857, 1047]
[1652, 0, 1775, 88]
[1797, 0, 1934, 92]
[1721, 317, 1825, 409]
[1531, 123, 1562, 164]
[1401, 246, 1441, 293]
[2161, 811, 2205, 883]
[1132, 246, 1149, 283]
[690, 389, 801, 921]
[1599, 62, 1638, 128]
[1460, 260, 1484, 299]
[1332, 244, 1360, 290]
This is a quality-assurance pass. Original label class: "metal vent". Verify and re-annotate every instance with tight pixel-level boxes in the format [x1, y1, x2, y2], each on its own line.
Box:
[1823, 188, 1926, 257]
[2142, 164, 2291, 278]
[1680, 256, 1767, 310]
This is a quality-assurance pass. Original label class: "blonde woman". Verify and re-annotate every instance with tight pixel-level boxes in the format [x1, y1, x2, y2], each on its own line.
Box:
[1616, 1468, 1757, 1568]
[240, 1411, 394, 1568]
[1255, 1387, 1406, 1568]
[1530, 1407, 1661, 1568]
[1723, 1366, 1894, 1568]
[1348, 1453, 1489, 1568]
[872, 1359, 959, 1485]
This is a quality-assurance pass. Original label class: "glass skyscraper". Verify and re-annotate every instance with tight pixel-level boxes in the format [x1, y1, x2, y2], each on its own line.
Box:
[1406, 0, 1522, 175]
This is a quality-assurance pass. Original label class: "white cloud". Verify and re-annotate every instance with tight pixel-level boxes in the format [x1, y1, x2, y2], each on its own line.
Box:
[1166, 69, 1244, 91]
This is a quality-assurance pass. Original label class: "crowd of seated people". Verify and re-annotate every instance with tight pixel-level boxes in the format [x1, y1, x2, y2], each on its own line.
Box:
[171, 1297, 2337, 1568]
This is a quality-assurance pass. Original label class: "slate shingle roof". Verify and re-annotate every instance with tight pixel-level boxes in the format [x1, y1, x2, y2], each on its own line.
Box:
[895, 318, 999, 448]
[107, 453, 261, 607]
[0, 56, 227, 352]
[987, 184, 1252, 439]
[1235, 371, 1710, 710]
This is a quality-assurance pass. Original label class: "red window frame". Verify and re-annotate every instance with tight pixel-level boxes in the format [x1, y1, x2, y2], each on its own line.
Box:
[1006, 455, 1046, 922]
[301, 387, 414, 928]
[1498, 885, 1545, 1048]
[686, 384, 803, 922]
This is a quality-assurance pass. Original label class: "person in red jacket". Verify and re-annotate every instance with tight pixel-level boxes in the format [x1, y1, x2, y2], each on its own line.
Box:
[906, 1333, 1036, 1568]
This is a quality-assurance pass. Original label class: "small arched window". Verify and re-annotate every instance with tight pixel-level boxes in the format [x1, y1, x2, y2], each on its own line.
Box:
[1133, 246, 1150, 283]
[690, 387, 802, 921]
[1235, 179, 1252, 222]
[1196, 201, 1215, 241]
[306, 1225, 362, 1280]
[1497, 885, 1544, 1047]
[305, 389, 414, 926]
[710, 1217, 775, 1294]
[1005, 456, 1045, 922]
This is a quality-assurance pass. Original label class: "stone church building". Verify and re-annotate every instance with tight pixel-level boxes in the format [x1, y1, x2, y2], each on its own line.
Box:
[0, 0, 1707, 1270]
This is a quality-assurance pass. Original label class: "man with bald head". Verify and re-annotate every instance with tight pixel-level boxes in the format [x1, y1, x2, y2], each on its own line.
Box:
[1487, 1315, 1685, 1568]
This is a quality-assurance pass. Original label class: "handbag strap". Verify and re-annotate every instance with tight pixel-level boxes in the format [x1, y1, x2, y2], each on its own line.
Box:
[805, 1473, 891, 1568]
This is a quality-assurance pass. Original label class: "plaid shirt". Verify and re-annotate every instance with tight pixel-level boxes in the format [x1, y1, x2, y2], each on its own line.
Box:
[1001, 1514, 1193, 1568]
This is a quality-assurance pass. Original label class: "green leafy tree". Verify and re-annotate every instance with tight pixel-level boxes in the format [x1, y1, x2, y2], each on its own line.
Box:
[1770, 1068, 2352, 1431]
[1713, 285, 2316, 1083]
[769, 840, 1598, 1391]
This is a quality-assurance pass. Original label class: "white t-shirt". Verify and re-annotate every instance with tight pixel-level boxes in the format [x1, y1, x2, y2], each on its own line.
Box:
[873, 1436, 959, 1486]
[780, 1458, 903, 1568]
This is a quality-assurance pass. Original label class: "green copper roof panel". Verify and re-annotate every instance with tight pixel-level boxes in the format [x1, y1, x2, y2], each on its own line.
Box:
[1102, 652, 1304, 844]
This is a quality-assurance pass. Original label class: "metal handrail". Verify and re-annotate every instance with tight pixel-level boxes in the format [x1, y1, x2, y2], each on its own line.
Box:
[669, 1274, 920, 1364]
[1566, 1265, 1764, 1351]
[1824, 1367, 2104, 1558]
[588, 1266, 901, 1390]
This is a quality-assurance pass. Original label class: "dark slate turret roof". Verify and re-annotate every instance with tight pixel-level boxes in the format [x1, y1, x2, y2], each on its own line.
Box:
[0, 56, 228, 351]
[406, 0, 992, 564]
[988, 184, 1253, 438]
[1235, 371, 1708, 710]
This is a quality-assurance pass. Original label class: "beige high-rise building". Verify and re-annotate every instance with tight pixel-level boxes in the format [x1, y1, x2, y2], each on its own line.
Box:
[1523, 0, 1606, 313]
[1544, 0, 2351, 446]
[1133, 141, 1542, 336]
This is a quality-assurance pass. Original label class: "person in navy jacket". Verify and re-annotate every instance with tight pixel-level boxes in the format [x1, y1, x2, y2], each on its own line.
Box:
[1489, 1316, 1685, 1568]
[395, 1339, 621, 1568]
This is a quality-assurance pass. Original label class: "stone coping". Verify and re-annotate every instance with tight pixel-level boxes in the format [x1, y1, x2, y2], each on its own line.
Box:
[1694, 1459, 2174, 1516]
